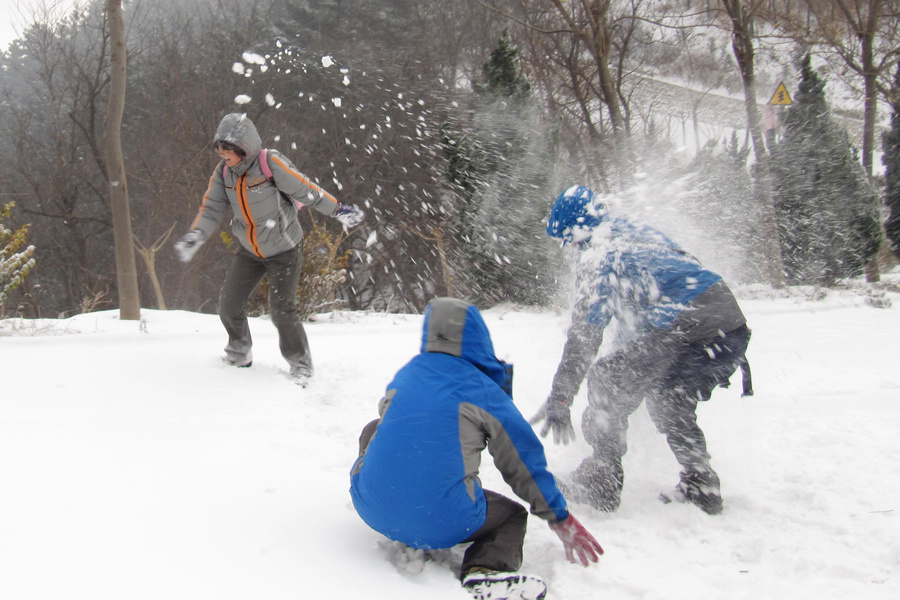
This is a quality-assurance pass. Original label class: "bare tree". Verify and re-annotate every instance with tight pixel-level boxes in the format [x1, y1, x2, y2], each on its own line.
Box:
[105, 0, 140, 319]
[720, 0, 786, 287]
[785, 0, 900, 177]
[472, 0, 640, 179]
[133, 223, 176, 310]
[0, 4, 119, 316]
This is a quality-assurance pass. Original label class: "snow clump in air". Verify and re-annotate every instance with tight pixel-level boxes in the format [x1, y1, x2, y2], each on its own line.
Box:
[242, 52, 266, 65]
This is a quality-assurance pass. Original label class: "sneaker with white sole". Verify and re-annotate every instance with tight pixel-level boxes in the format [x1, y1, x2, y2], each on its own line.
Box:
[462, 570, 547, 600]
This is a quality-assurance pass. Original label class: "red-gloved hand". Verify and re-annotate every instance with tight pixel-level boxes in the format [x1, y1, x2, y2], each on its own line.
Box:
[549, 514, 604, 566]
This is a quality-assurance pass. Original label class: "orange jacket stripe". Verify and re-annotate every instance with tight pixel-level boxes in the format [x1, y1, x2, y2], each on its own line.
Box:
[190, 172, 218, 230]
[236, 173, 264, 257]
[270, 154, 339, 206]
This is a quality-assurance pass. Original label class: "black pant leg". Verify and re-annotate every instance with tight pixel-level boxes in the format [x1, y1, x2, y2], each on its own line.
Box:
[647, 325, 750, 480]
[459, 491, 528, 576]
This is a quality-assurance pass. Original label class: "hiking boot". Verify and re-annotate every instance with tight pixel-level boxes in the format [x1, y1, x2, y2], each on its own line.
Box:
[462, 569, 547, 600]
[567, 457, 624, 512]
[660, 471, 723, 515]
[222, 353, 252, 368]
[289, 365, 313, 387]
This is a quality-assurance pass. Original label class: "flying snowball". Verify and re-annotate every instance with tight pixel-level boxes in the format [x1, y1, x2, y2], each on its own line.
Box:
[242, 52, 266, 65]
[234, 94, 252, 104]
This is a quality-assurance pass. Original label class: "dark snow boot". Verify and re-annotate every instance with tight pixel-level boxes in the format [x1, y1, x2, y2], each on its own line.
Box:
[222, 353, 252, 368]
[660, 470, 723, 515]
[289, 365, 313, 387]
[565, 458, 625, 512]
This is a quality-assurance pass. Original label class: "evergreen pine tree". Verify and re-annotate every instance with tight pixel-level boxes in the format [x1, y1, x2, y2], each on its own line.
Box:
[771, 55, 881, 285]
[881, 63, 900, 257]
[474, 29, 531, 100]
[442, 30, 562, 306]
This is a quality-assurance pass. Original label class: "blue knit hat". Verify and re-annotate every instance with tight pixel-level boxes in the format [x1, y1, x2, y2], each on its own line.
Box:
[546, 186, 605, 242]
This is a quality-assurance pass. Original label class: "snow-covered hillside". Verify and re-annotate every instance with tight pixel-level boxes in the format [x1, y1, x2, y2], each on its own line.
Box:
[2, 281, 899, 600]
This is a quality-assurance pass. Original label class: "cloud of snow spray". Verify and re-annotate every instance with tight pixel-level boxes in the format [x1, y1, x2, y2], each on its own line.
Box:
[588, 152, 762, 286]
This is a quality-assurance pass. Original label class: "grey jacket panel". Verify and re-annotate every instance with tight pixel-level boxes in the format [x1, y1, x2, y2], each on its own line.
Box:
[671, 280, 747, 342]
[266, 149, 340, 216]
[458, 402, 558, 521]
[423, 297, 469, 356]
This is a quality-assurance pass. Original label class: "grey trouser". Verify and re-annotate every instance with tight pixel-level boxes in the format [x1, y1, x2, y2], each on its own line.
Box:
[583, 325, 751, 478]
[218, 244, 312, 371]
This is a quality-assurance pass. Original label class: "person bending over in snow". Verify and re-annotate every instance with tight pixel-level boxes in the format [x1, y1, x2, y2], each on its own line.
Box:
[174, 112, 363, 387]
[350, 297, 603, 600]
[532, 186, 751, 516]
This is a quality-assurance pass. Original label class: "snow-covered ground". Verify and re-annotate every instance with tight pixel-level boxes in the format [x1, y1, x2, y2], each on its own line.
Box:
[2, 281, 899, 600]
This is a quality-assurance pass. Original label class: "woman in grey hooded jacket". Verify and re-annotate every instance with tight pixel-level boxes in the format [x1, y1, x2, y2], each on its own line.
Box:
[175, 113, 363, 385]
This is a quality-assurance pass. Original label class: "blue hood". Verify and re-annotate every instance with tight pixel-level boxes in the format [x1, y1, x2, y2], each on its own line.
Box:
[547, 185, 607, 244]
[420, 298, 513, 397]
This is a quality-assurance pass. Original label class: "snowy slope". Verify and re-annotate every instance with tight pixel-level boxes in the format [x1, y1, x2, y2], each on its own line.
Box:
[1, 283, 899, 600]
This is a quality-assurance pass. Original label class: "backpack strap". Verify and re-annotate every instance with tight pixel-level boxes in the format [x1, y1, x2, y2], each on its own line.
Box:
[259, 148, 273, 179]
[261, 148, 306, 210]
[222, 149, 306, 210]
[739, 357, 753, 396]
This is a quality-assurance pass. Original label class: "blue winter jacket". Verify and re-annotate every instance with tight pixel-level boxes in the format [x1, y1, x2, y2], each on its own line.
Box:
[545, 186, 746, 403]
[349, 298, 568, 550]
[575, 217, 722, 333]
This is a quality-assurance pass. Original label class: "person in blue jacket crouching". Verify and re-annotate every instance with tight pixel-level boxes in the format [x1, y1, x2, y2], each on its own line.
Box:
[350, 297, 602, 599]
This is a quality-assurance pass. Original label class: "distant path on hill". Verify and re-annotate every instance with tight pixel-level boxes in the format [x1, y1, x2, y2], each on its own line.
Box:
[632, 75, 875, 149]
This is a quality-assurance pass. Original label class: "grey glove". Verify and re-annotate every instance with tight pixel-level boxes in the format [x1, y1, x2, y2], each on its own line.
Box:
[333, 203, 365, 229]
[174, 229, 206, 263]
[530, 397, 575, 445]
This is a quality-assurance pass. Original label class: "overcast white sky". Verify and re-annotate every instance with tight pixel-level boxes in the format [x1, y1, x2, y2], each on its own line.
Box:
[0, 1, 26, 48]
[0, 1, 79, 50]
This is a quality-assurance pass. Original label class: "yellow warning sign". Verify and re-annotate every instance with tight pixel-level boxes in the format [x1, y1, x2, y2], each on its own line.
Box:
[768, 82, 793, 105]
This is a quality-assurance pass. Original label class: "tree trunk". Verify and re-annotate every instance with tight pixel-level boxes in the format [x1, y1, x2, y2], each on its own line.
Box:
[433, 228, 454, 298]
[549, 0, 631, 173]
[105, 0, 141, 319]
[723, 0, 785, 287]
[135, 246, 167, 310]
[133, 224, 176, 310]
[860, 1, 882, 282]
